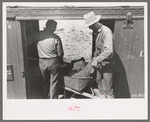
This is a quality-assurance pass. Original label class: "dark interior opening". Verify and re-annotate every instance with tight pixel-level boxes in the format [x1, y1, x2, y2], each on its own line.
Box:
[100, 19, 115, 33]
[23, 20, 44, 99]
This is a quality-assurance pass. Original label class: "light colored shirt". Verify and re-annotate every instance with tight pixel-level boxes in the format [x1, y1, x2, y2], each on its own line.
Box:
[94, 25, 114, 63]
[27, 30, 64, 59]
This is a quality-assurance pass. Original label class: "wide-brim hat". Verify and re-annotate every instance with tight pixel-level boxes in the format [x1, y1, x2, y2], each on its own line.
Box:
[83, 11, 101, 27]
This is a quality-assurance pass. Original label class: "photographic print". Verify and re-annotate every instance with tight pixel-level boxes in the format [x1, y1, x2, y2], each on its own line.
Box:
[3, 2, 148, 120]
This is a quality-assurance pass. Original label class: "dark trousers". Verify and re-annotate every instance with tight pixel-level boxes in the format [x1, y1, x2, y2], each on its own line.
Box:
[39, 57, 62, 99]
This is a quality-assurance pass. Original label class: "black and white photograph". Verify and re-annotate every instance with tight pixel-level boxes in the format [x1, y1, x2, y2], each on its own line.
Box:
[3, 2, 148, 120]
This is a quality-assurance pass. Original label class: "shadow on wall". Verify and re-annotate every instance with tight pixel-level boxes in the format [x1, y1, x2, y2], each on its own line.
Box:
[113, 53, 131, 98]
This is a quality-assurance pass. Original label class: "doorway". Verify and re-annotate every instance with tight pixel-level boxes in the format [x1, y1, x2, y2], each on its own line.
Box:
[21, 20, 44, 99]
[100, 19, 115, 33]
[22, 19, 93, 99]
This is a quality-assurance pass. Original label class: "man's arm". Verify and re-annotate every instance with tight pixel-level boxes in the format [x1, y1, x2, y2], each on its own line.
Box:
[95, 30, 113, 63]
[91, 29, 113, 67]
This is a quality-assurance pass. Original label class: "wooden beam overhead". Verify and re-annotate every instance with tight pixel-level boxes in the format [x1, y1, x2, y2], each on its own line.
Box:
[7, 6, 144, 19]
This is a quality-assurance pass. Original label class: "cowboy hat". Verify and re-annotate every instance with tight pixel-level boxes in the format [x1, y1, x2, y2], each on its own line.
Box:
[83, 11, 101, 27]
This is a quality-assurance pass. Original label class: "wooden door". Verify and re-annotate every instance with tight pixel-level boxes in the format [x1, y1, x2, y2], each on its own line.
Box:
[7, 19, 27, 99]
[20, 20, 44, 99]
[114, 19, 144, 98]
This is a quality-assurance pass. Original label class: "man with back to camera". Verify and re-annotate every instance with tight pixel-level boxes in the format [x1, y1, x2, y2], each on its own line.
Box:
[27, 20, 64, 99]
[83, 11, 117, 98]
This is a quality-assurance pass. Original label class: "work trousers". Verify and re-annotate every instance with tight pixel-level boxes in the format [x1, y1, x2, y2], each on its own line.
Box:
[39, 57, 62, 99]
[92, 52, 116, 98]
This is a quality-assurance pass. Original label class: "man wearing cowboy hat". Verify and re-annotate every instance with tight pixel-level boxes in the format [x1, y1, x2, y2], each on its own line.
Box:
[83, 11, 116, 98]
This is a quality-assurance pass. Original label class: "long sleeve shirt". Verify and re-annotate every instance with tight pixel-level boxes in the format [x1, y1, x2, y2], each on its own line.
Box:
[26, 30, 64, 60]
[93, 25, 114, 63]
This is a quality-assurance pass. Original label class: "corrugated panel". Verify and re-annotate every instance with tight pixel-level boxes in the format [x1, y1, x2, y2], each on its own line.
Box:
[114, 19, 144, 98]
[7, 6, 144, 19]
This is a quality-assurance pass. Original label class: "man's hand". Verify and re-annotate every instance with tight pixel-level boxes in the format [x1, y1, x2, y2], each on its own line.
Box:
[91, 58, 110, 69]
[101, 61, 110, 67]
[91, 58, 100, 68]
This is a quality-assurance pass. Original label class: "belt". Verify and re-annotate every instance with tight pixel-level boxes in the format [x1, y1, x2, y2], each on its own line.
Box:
[39, 57, 57, 59]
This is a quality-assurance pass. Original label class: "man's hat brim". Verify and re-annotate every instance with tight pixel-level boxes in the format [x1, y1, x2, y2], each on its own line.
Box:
[85, 15, 101, 27]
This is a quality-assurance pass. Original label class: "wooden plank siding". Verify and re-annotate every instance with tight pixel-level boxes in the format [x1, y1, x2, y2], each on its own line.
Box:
[114, 19, 144, 98]
[7, 20, 15, 98]
[16, 21, 27, 99]
[7, 19, 19, 99]
[7, 19, 26, 99]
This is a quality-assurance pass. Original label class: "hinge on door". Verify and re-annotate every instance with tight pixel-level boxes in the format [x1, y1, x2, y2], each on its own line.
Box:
[123, 12, 133, 29]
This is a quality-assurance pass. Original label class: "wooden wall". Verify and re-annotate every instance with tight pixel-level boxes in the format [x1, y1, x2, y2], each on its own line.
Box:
[7, 6, 144, 20]
[7, 19, 26, 99]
